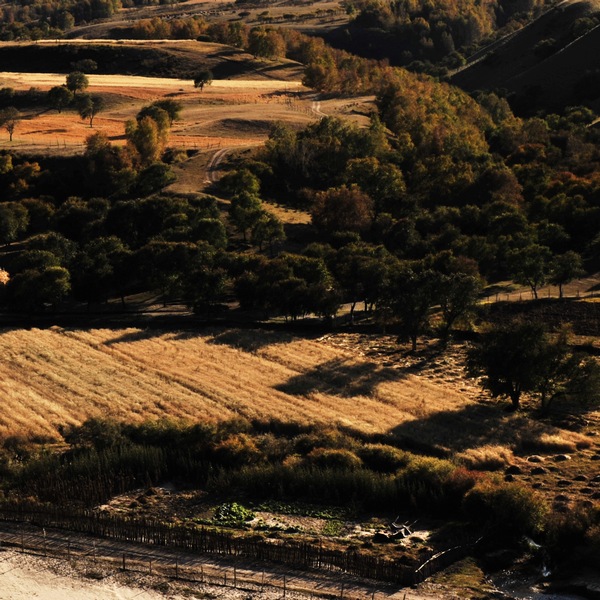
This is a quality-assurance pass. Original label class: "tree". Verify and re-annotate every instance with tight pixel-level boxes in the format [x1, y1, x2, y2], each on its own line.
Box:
[248, 27, 286, 60]
[229, 192, 263, 241]
[66, 71, 89, 95]
[194, 70, 213, 91]
[7, 266, 71, 312]
[387, 265, 441, 351]
[77, 94, 104, 127]
[549, 251, 585, 298]
[151, 99, 182, 126]
[311, 185, 374, 234]
[438, 273, 483, 341]
[252, 213, 285, 254]
[47, 86, 73, 113]
[126, 116, 162, 165]
[508, 244, 552, 299]
[467, 321, 600, 411]
[0, 202, 29, 245]
[0, 107, 20, 142]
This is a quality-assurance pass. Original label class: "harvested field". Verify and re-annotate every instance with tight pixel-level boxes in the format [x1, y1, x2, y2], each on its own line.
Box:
[0, 327, 594, 464]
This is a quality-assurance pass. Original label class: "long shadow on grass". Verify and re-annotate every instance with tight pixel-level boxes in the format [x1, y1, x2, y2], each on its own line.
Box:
[102, 329, 167, 345]
[388, 402, 556, 454]
[207, 328, 305, 352]
[276, 357, 407, 398]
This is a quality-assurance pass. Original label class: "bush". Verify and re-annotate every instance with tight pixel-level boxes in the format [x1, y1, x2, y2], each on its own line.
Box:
[463, 479, 547, 538]
[213, 501, 255, 526]
[211, 434, 263, 467]
[545, 504, 600, 560]
[358, 443, 409, 472]
[394, 456, 463, 514]
[305, 448, 362, 470]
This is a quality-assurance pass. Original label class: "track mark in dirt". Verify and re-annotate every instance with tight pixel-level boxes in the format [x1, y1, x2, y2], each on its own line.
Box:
[206, 147, 230, 184]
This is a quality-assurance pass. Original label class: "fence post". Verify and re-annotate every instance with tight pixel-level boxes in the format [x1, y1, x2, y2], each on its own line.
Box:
[20, 527, 24, 553]
[283, 574, 287, 598]
[67, 539, 70, 559]
[122, 553, 126, 571]
[149, 559, 152, 575]
[233, 565, 237, 588]
[340, 581, 344, 599]
[261, 570, 265, 590]
[175, 559, 179, 580]
[43, 528, 47, 557]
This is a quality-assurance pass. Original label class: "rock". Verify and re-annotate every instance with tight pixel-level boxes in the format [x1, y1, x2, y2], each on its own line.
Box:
[555, 494, 570, 502]
[557, 480, 573, 487]
[531, 467, 547, 475]
[505, 474, 515, 482]
[527, 455, 544, 463]
[373, 532, 391, 543]
[554, 454, 571, 462]
[573, 474, 587, 481]
[532, 482, 544, 489]
[505, 465, 523, 475]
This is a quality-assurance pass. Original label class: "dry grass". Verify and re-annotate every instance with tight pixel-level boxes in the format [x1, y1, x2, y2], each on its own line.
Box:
[455, 445, 514, 471]
[0, 327, 593, 459]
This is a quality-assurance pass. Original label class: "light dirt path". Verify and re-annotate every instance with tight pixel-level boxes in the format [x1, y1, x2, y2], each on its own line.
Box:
[0, 522, 445, 600]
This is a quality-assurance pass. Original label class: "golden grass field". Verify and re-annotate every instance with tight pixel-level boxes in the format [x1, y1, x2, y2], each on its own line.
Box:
[0, 327, 594, 464]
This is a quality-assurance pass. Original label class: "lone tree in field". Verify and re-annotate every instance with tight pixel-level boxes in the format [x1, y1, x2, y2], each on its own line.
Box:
[194, 70, 213, 92]
[66, 71, 89, 95]
[77, 94, 104, 128]
[0, 107, 21, 141]
[47, 85, 73, 113]
[467, 320, 600, 411]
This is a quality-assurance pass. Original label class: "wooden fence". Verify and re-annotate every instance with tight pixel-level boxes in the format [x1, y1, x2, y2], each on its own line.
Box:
[0, 505, 418, 585]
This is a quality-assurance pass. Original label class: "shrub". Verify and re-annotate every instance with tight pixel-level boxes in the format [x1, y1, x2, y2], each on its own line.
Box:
[358, 443, 409, 472]
[545, 504, 600, 560]
[294, 427, 357, 454]
[463, 479, 547, 538]
[213, 501, 255, 526]
[305, 448, 362, 470]
[395, 456, 463, 514]
[211, 434, 263, 467]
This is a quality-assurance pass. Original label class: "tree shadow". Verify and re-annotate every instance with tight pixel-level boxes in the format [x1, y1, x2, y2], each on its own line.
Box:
[276, 357, 407, 398]
[387, 401, 568, 455]
[207, 328, 299, 352]
[102, 328, 165, 346]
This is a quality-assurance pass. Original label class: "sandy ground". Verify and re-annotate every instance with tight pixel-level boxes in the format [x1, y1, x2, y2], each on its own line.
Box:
[0, 550, 188, 600]
[0, 548, 446, 600]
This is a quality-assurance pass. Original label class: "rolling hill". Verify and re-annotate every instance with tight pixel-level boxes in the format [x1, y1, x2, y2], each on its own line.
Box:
[451, 0, 600, 113]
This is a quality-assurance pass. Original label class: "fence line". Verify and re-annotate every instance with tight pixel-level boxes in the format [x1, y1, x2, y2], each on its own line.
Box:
[0, 505, 418, 585]
[0, 526, 390, 600]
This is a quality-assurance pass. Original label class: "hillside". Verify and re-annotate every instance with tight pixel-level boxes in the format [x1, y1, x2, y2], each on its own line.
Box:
[0, 326, 594, 456]
[451, 0, 600, 113]
[0, 39, 304, 81]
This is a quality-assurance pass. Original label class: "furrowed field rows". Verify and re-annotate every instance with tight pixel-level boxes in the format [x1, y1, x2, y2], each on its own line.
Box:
[0, 327, 471, 442]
